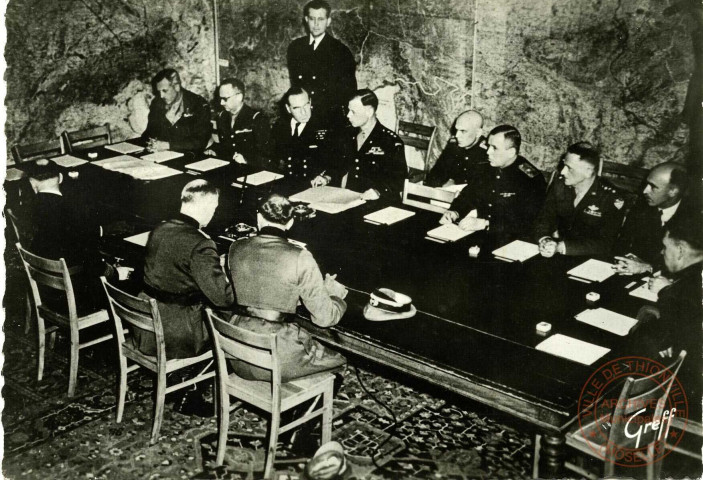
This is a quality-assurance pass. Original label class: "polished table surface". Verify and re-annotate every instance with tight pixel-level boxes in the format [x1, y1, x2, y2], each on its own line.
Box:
[5, 143, 671, 436]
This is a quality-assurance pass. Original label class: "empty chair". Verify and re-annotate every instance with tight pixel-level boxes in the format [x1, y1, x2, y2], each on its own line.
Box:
[17, 243, 113, 397]
[101, 278, 215, 444]
[11, 138, 63, 164]
[398, 120, 437, 182]
[62, 124, 112, 153]
[402, 179, 457, 213]
[206, 308, 335, 479]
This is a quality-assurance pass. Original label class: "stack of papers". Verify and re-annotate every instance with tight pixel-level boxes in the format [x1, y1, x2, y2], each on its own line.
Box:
[186, 158, 230, 172]
[124, 231, 151, 246]
[629, 283, 659, 302]
[5, 168, 24, 182]
[236, 170, 284, 186]
[94, 155, 182, 181]
[52, 154, 89, 168]
[291, 186, 366, 214]
[492, 240, 540, 262]
[575, 308, 638, 336]
[141, 150, 184, 163]
[567, 259, 616, 283]
[105, 142, 144, 154]
[425, 223, 472, 243]
[364, 207, 415, 225]
[536, 334, 611, 365]
[437, 183, 467, 194]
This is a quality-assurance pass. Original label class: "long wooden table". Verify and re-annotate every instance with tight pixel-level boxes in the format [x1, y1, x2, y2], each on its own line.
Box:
[6, 142, 698, 477]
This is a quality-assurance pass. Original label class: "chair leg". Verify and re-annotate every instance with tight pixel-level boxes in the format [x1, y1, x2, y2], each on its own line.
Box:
[37, 315, 46, 382]
[321, 385, 333, 444]
[24, 293, 32, 334]
[67, 328, 80, 397]
[215, 390, 230, 466]
[533, 434, 541, 479]
[116, 356, 128, 423]
[151, 372, 167, 444]
[264, 411, 281, 480]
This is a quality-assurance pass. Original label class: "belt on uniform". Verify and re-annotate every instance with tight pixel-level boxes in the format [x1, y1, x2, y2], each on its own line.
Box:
[244, 306, 294, 323]
[142, 284, 204, 306]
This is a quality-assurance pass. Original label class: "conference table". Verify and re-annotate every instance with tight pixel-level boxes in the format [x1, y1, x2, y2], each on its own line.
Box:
[5, 141, 692, 477]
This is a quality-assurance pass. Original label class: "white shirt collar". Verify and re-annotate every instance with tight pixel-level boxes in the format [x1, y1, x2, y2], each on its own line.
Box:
[290, 117, 307, 135]
[309, 33, 326, 50]
[660, 200, 681, 224]
[38, 187, 63, 196]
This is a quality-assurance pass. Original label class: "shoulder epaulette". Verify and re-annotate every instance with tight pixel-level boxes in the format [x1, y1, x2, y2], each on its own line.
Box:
[197, 229, 211, 240]
[252, 111, 260, 119]
[519, 162, 539, 178]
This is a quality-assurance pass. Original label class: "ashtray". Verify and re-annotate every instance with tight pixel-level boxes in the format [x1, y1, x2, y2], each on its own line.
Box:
[223, 223, 257, 240]
[292, 204, 316, 219]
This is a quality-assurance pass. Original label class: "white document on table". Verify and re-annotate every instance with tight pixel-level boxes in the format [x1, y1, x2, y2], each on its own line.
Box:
[141, 150, 184, 163]
[364, 207, 416, 225]
[629, 282, 659, 302]
[94, 156, 181, 180]
[567, 259, 616, 283]
[124, 231, 151, 246]
[426, 223, 472, 243]
[186, 158, 230, 172]
[536, 334, 611, 365]
[492, 240, 540, 263]
[575, 308, 639, 336]
[236, 170, 284, 185]
[291, 186, 366, 214]
[105, 142, 144, 154]
[5, 168, 24, 182]
[52, 154, 89, 167]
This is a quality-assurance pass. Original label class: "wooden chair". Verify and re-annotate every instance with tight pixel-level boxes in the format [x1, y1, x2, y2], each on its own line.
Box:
[17, 243, 113, 397]
[62, 124, 112, 153]
[599, 160, 648, 195]
[6, 208, 33, 334]
[533, 351, 686, 480]
[205, 309, 335, 479]
[101, 278, 215, 444]
[402, 179, 456, 214]
[11, 138, 63, 164]
[398, 120, 437, 183]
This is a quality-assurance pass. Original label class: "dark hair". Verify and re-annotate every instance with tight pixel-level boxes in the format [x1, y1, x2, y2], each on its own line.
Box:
[566, 141, 600, 169]
[351, 89, 378, 112]
[488, 125, 521, 154]
[151, 68, 181, 89]
[284, 86, 309, 106]
[304, 0, 331, 17]
[181, 179, 219, 204]
[259, 193, 294, 224]
[26, 158, 61, 181]
[220, 78, 245, 96]
[666, 213, 703, 251]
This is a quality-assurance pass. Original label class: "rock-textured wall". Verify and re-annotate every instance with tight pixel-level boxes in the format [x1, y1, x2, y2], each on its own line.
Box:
[6, 0, 695, 171]
[5, 0, 217, 157]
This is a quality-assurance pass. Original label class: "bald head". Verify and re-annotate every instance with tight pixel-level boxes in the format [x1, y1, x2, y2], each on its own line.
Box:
[454, 110, 483, 148]
[644, 162, 687, 208]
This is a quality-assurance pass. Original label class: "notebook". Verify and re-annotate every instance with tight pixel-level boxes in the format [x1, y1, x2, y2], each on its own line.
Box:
[141, 150, 184, 163]
[52, 154, 89, 168]
[426, 223, 472, 243]
[124, 231, 151, 246]
[105, 142, 144, 154]
[629, 282, 659, 302]
[536, 334, 611, 365]
[567, 259, 616, 283]
[364, 207, 416, 225]
[492, 240, 540, 263]
[575, 308, 639, 336]
[236, 170, 284, 185]
[185, 158, 230, 172]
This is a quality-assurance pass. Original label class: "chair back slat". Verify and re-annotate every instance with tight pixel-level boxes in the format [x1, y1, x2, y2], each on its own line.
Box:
[6, 208, 22, 244]
[112, 301, 158, 333]
[402, 179, 455, 213]
[398, 120, 435, 137]
[398, 120, 437, 174]
[11, 138, 63, 164]
[63, 124, 111, 153]
[103, 280, 153, 315]
[26, 264, 67, 291]
[17, 245, 68, 273]
[207, 310, 275, 370]
[402, 136, 430, 150]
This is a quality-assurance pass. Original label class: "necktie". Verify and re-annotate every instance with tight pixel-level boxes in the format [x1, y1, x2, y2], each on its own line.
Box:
[659, 209, 665, 226]
[294, 122, 301, 137]
[357, 130, 367, 150]
[309, 40, 316, 52]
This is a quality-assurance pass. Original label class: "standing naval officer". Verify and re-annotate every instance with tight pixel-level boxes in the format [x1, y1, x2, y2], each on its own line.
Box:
[535, 142, 625, 257]
[341, 89, 407, 201]
[208, 78, 271, 168]
[439, 125, 545, 245]
[287, 0, 357, 127]
[142, 68, 211, 155]
[425, 110, 488, 188]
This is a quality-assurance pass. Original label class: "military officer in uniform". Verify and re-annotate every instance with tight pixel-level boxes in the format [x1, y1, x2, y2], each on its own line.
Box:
[270, 87, 335, 188]
[535, 142, 625, 257]
[439, 125, 545, 245]
[136, 180, 234, 360]
[287, 0, 357, 127]
[142, 68, 211, 155]
[208, 78, 271, 168]
[425, 110, 488, 187]
[341, 89, 407, 201]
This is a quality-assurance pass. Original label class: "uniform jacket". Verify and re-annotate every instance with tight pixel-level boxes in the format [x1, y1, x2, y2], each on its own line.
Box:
[287, 33, 357, 125]
[534, 176, 626, 256]
[339, 122, 407, 200]
[136, 213, 234, 359]
[270, 113, 335, 183]
[227, 226, 346, 381]
[450, 156, 546, 244]
[425, 137, 488, 187]
[142, 88, 211, 154]
[213, 104, 271, 168]
[655, 261, 703, 355]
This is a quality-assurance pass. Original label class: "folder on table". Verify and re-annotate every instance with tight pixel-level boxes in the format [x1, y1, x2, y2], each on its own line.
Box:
[124, 231, 151, 247]
[425, 223, 472, 243]
[492, 240, 540, 263]
[536, 334, 610, 365]
[575, 308, 638, 336]
[52, 154, 89, 168]
[141, 150, 184, 163]
[105, 142, 144, 155]
[186, 158, 230, 172]
[236, 170, 284, 186]
[567, 259, 616, 283]
[364, 207, 415, 225]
